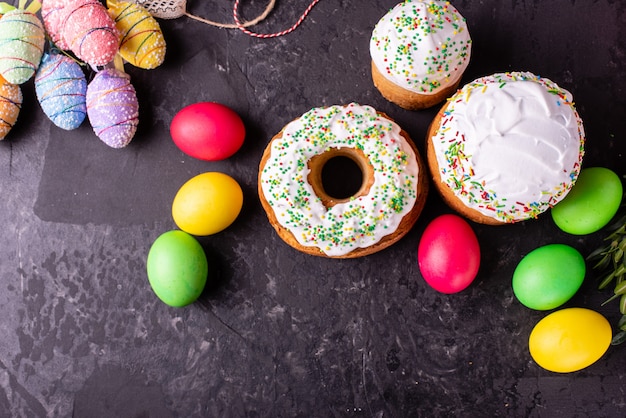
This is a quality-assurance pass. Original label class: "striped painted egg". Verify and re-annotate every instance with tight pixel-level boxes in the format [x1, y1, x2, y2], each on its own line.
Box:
[41, 0, 70, 50]
[35, 53, 87, 130]
[60, 0, 119, 66]
[86, 68, 139, 148]
[0, 9, 45, 85]
[108, 1, 166, 69]
[0, 74, 22, 140]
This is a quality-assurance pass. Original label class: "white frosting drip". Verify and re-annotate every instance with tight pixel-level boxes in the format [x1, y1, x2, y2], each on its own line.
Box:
[260, 104, 419, 256]
[431, 72, 585, 222]
[370, 0, 471, 95]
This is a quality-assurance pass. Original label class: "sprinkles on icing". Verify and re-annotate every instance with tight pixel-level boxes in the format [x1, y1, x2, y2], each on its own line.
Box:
[431, 71, 585, 223]
[370, 0, 471, 94]
[260, 103, 419, 257]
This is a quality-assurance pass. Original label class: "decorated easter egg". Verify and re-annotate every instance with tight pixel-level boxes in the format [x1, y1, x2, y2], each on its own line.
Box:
[60, 0, 119, 66]
[86, 68, 139, 148]
[0, 9, 45, 85]
[552, 167, 623, 235]
[108, 1, 166, 69]
[0, 75, 23, 140]
[172, 172, 244, 236]
[418, 214, 481, 294]
[170, 102, 246, 161]
[512, 244, 585, 310]
[41, 0, 70, 50]
[35, 53, 87, 130]
[146, 230, 208, 307]
[529, 308, 611, 373]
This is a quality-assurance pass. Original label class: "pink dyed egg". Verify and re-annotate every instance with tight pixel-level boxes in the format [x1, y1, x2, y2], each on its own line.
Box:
[86, 68, 139, 148]
[418, 214, 481, 294]
[170, 102, 245, 161]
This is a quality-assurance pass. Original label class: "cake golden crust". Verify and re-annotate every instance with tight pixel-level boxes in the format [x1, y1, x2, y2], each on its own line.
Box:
[372, 61, 461, 111]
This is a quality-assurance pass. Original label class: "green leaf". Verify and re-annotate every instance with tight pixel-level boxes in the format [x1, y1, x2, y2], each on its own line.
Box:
[614, 280, 626, 295]
[611, 331, 626, 345]
[599, 271, 616, 290]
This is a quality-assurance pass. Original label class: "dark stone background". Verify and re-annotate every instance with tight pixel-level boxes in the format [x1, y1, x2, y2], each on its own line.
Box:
[1, 0, 626, 416]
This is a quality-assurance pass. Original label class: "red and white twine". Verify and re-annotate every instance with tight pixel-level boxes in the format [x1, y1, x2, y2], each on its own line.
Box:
[232, 0, 321, 38]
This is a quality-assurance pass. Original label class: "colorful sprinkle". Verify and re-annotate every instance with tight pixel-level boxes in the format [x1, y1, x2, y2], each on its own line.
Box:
[431, 71, 585, 222]
[260, 103, 419, 256]
[370, 0, 471, 94]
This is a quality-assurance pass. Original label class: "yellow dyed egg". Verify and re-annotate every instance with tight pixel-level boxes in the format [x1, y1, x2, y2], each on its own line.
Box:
[172, 172, 243, 236]
[529, 308, 611, 373]
[0, 74, 22, 140]
[108, 1, 166, 69]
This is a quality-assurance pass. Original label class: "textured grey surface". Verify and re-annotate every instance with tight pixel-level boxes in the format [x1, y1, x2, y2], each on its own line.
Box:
[1, 0, 626, 416]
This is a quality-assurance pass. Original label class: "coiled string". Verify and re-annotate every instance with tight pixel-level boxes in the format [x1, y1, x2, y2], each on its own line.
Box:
[184, 0, 321, 37]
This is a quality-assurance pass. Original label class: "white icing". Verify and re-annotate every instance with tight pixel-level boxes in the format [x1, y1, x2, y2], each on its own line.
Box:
[370, 0, 471, 95]
[431, 72, 585, 222]
[260, 103, 419, 256]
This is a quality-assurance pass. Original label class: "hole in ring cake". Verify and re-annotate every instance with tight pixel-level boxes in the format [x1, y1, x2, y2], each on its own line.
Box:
[310, 150, 371, 206]
[258, 103, 429, 258]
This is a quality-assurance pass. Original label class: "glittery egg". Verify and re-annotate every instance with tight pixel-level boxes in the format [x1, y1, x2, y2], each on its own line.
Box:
[0, 75, 22, 140]
[41, 0, 70, 50]
[108, 1, 166, 69]
[86, 68, 139, 148]
[35, 53, 87, 130]
[0, 9, 45, 85]
[58, 0, 120, 66]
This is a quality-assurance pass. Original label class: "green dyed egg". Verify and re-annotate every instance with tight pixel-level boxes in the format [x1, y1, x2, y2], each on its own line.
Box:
[512, 244, 585, 310]
[552, 167, 623, 235]
[146, 230, 208, 307]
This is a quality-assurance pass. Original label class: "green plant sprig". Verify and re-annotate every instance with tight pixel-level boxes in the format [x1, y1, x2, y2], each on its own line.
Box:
[587, 209, 626, 345]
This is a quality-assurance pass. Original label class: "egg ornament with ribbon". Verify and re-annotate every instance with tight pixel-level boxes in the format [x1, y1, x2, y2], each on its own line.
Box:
[0, 74, 22, 140]
[107, 0, 166, 69]
[35, 52, 87, 130]
[0, 1, 45, 85]
[42, 0, 119, 67]
[86, 67, 139, 148]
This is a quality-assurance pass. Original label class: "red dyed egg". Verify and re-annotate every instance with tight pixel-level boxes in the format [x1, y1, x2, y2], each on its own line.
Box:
[417, 214, 481, 294]
[170, 102, 245, 161]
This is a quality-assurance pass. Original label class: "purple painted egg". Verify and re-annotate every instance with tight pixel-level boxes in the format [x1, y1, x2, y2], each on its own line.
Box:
[86, 68, 139, 148]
